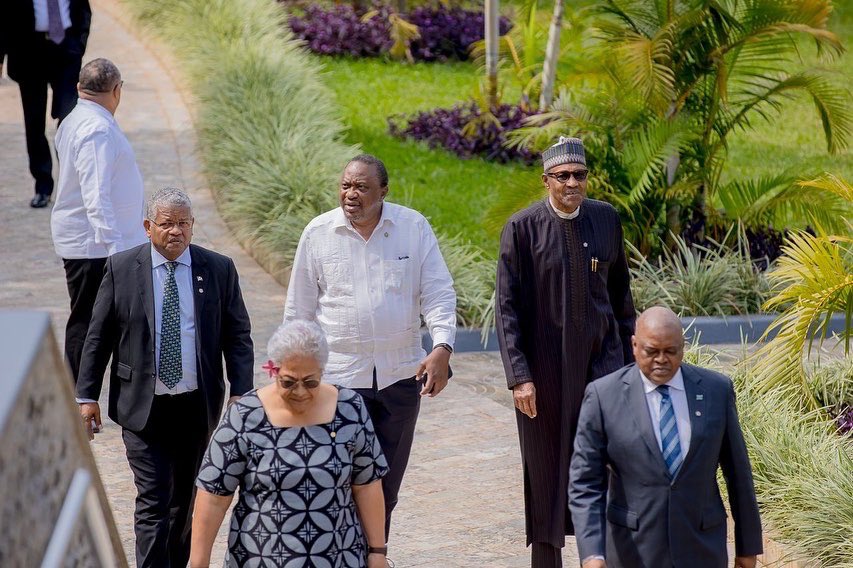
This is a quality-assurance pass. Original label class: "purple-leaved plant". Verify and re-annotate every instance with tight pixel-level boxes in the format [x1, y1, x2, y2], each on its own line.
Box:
[389, 102, 539, 164]
[287, 4, 511, 61]
[288, 5, 392, 57]
[407, 7, 512, 61]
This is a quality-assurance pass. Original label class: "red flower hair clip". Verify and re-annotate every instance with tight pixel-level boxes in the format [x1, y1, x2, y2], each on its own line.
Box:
[262, 360, 280, 378]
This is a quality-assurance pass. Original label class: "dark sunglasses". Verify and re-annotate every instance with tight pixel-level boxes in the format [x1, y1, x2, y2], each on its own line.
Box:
[277, 377, 321, 390]
[546, 170, 589, 183]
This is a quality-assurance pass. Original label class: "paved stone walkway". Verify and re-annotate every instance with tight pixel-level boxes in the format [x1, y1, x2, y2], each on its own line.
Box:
[0, 1, 816, 566]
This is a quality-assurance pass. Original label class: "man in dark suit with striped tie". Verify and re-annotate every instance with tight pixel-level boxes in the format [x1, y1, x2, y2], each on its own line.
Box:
[569, 307, 763, 568]
[76, 187, 254, 567]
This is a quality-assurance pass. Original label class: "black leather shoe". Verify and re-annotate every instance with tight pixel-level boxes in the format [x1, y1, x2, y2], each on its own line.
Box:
[30, 194, 50, 208]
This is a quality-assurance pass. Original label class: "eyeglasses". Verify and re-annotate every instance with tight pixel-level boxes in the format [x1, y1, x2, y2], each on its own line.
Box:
[277, 377, 322, 390]
[149, 219, 193, 231]
[545, 170, 589, 183]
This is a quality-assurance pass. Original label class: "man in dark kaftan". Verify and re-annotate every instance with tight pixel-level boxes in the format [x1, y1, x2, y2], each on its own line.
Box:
[496, 136, 636, 567]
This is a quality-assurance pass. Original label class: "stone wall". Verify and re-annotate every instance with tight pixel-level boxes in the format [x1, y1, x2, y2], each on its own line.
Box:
[0, 311, 126, 568]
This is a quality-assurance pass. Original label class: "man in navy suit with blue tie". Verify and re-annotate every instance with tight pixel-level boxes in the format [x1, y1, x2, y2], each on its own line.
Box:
[569, 306, 762, 568]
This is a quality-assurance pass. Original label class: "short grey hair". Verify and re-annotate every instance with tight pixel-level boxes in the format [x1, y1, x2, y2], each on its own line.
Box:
[267, 320, 329, 368]
[79, 58, 121, 93]
[147, 187, 192, 220]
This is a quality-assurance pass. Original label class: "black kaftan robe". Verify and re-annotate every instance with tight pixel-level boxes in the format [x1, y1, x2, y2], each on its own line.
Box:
[496, 198, 636, 548]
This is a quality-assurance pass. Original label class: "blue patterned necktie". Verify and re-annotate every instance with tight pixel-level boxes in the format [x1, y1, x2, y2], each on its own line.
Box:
[158, 261, 182, 389]
[658, 385, 683, 479]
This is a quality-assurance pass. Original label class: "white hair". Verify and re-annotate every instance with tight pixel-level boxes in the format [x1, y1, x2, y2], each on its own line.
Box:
[267, 320, 329, 367]
[147, 187, 192, 219]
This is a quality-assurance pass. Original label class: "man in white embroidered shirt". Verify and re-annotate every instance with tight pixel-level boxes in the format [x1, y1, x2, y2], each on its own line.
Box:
[51, 58, 147, 383]
[284, 153, 457, 546]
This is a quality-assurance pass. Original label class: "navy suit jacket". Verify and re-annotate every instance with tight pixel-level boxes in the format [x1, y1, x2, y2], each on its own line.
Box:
[77, 243, 254, 434]
[569, 363, 763, 567]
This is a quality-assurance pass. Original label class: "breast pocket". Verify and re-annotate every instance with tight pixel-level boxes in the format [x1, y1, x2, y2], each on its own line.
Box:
[383, 259, 412, 294]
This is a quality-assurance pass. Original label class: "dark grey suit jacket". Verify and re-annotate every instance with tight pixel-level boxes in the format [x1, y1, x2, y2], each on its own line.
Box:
[569, 363, 762, 567]
[77, 243, 254, 434]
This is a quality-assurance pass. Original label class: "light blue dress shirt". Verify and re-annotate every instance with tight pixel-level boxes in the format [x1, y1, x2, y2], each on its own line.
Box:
[151, 245, 198, 395]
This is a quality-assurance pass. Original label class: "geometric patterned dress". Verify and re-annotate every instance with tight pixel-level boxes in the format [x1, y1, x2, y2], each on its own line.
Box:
[196, 387, 389, 567]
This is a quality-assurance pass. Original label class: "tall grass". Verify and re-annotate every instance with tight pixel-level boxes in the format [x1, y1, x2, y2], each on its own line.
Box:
[121, 0, 493, 324]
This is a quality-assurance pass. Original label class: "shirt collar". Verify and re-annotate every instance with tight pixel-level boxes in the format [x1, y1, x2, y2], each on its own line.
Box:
[77, 99, 117, 125]
[547, 197, 581, 219]
[640, 367, 685, 394]
[150, 244, 192, 269]
[332, 202, 397, 231]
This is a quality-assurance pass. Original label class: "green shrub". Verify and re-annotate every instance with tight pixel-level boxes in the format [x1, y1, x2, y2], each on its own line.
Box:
[685, 344, 853, 565]
[628, 235, 770, 316]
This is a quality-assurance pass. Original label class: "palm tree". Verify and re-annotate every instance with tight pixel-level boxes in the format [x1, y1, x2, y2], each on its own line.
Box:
[504, 0, 850, 247]
[539, 0, 564, 109]
[749, 174, 853, 409]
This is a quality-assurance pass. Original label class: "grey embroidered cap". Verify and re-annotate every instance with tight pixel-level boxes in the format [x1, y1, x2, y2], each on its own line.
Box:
[542, 136, 586, 171]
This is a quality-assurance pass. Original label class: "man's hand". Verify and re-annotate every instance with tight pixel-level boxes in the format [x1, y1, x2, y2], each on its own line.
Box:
[513, 382, 537, 418]
[227, 395, 242, 406]
[79, 402, 102, 441]
[416, 347, 451, 397]
[582, 559, 606, 568]
[734, 556, 757, 568]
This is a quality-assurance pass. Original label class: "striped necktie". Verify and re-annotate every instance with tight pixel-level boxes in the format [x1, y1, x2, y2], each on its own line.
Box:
[158, 261, 182, 389]
[657, 385, 682, 478]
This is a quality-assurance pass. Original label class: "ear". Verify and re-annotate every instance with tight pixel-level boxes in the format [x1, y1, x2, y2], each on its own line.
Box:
[380, 185, 389, 200]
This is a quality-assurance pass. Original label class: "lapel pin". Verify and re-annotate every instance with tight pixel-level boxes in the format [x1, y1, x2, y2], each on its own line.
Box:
[695, 411, 702, 416]
[696, 394, 704, 400]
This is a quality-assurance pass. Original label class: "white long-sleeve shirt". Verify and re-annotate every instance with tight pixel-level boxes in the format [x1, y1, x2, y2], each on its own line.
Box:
[51, 99, 147, 259]
[284, 202, 457, 389]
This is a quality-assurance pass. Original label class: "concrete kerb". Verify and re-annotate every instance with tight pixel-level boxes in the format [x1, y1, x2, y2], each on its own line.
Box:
[430, 313, 850, 352]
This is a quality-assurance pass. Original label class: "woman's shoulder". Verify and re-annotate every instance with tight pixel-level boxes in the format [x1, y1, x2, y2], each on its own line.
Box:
[334, 387, 368, 415]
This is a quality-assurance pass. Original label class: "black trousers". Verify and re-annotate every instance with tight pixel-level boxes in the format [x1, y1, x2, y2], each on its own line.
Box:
[354, 374, 421, 542]
[531, 542, 563, 568]
[122, 391, 209, 568]
[62, 258, 107, 382]
[16, 35, 81, 196]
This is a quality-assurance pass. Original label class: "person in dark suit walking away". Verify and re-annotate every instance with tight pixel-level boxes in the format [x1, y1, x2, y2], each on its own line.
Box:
[76, 187, 254, 568]
[3, 0, 92, 207]
[569, 306, 762, 568]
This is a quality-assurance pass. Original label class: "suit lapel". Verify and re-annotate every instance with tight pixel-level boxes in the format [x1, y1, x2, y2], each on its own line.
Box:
[135, 245, 155, 341]
[679, 364, 706, 474]
[623, 367, 670, 477]
[190, 245, 209, 361]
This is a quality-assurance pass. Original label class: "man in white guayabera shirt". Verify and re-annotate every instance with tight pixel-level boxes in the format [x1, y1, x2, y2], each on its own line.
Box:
[51, 58, 147, 383]
[284, 153, 457, 551]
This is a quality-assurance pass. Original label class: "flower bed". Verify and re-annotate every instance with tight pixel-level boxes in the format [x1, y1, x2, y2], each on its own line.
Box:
[287, 4, 510, 61]
[388, 102, 539, 163]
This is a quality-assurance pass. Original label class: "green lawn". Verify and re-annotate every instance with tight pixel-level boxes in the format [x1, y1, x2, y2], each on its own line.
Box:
[316, 0, 852, 258]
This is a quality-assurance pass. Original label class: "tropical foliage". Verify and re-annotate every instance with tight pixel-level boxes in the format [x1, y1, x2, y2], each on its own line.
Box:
[505, 0, 851, 254]
[628, 232, 769, 315]
[748, 174, 853, 408]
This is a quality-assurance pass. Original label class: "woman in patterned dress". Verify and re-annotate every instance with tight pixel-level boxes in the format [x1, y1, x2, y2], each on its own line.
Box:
[190, 320, 389, 568]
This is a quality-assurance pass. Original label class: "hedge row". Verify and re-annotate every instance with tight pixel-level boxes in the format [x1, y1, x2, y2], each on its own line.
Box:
[122, 0, 493, 326]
